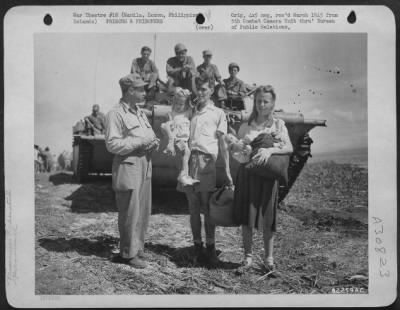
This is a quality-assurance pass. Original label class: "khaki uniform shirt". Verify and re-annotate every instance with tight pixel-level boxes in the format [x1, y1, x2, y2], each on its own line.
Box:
[105, 100, 155, 156]
[166, 56, 197, 80]
[86, 112, 106, 133]
[196, 63, 221, 85]
[131, 58, 159, 83]
[223, 77, 247, 98]
[189, 102, 227, 160]
[105, 100, 156, 190]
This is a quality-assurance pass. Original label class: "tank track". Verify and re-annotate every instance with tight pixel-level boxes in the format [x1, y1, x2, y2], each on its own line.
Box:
[76, 138, 92, 183]
[278, 133, 314, 202]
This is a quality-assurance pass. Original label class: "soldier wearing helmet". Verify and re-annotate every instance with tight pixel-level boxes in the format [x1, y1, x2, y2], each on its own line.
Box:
[131, 46, 159, 100]
[84, 104, 106, 135]
[196, 50, 226, 105]
[222, 62, 247, 110]
[166, 43, 197, 93]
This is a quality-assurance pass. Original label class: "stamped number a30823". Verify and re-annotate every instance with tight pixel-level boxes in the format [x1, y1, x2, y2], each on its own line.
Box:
[373, 216, 390, 278]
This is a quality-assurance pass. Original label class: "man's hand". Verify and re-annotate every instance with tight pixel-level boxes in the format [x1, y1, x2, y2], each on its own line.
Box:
[252, 148, 272, 165]
[183, 64, 192, 72]
[141, 135, 157, 147]
[145, 138, 160, 153]
[218, 132, 233, 187]
[225, 171, 233, 187]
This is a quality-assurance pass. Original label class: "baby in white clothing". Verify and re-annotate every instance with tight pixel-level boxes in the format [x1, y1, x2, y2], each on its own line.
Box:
[225, 123, 285, 164]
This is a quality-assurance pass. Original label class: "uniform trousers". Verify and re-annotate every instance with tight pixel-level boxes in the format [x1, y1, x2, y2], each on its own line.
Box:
[113, 155, 152, 259]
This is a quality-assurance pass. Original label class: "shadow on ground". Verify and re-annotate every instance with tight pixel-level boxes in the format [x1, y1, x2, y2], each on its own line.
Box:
[152, 187, 189, 215]
[146, 242, 241, 270]
[65, 183, 117, 213]
[38, 237, 240, 270]
[49, 172, 78, 185]
[48, 171, 188, 214]
[62, 184, 188, 214]
[38, 236, 118, 258]
[49, 172, 112, 185]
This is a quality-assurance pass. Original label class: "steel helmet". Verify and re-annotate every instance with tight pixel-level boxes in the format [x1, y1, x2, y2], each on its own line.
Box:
[228, 62, 240, 72]
[174, 43, 187, 54]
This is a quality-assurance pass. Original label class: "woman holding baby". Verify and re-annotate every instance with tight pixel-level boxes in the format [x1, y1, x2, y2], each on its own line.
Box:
[231, 85, 293, 274]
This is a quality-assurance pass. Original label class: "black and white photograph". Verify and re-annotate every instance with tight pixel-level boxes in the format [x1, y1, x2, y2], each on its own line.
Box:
[33, 31, 368, 294]
[4, 5, 397, 308]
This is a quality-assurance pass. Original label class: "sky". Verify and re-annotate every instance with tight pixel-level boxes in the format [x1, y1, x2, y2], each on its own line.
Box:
[34, 33, 367, 157]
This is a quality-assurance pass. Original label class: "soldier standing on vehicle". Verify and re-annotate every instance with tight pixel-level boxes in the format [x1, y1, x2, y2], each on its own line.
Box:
[196, 50, 226, 105]
[223, 62, 247, 110]
[105, 73, 159, 269]
[85, 104, 106, 135]
[166, 43, 197, 93]
[131, 46, 159, 100]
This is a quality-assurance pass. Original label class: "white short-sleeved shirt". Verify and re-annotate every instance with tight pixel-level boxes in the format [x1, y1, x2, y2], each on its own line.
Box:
[189, 102, 227, 159]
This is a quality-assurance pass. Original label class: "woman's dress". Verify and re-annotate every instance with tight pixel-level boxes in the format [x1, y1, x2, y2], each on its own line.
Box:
[232, 118, 291, 231]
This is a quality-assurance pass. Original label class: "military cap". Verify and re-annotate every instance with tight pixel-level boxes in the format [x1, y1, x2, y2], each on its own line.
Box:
[119, 73, 147, 91]
[174, 43, 187, 54]
[203, 50, 212, 56]
[228, 62, 240, 71]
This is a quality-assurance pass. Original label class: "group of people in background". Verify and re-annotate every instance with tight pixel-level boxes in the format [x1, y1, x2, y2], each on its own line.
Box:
[81, 43, 249, 137]
[131, 43, 249, 110]
[104, 42, 293, 275]
[34, 145, 72, 173]
[34, 145, 54, 173]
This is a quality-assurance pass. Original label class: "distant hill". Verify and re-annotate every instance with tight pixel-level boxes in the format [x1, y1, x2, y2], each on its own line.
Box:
[310, 147, 368, 167]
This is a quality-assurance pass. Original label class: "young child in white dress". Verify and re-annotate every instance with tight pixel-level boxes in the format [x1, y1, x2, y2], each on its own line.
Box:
[161, 87, 199, 186]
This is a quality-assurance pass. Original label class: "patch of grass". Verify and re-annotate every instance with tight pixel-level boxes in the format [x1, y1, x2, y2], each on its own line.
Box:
[35, 162, 368, 294]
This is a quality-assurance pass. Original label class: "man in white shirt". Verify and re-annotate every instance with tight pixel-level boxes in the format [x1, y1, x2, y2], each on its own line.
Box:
[178, 77, 233, 266]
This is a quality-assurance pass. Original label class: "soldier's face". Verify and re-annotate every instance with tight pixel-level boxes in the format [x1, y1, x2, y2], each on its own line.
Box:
[129, 86, 146, 103]
[255, 92, 275, 117]
[176, 50, 186, 62]
[92, 106, 99, 114]
[197, 82, 213, 104]
[141, 50, 151, 60]
[203, 55, 212, 64]
[229, 67, 239, 78]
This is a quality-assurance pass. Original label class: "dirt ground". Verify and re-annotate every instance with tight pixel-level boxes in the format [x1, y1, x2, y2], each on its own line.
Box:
[35, 161, 368, 295]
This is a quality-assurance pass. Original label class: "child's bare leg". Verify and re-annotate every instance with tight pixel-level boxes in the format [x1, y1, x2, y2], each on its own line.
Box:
[180, 142, 190, 176]
[161, 121, 176, 155]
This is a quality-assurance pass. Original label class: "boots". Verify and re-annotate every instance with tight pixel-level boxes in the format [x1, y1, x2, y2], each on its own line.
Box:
[205, 243, 219, 267]
[193, 242, 204, 265]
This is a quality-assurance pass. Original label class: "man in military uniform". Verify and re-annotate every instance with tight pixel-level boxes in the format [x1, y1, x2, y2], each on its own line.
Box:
[222, 62, 247, 110]
[196, 50, 226, 105]
[166, 43, 197, 93]
[85, 104, 106, 135]
[131, 46, 159, 100]
[105, 73, 159, 269]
